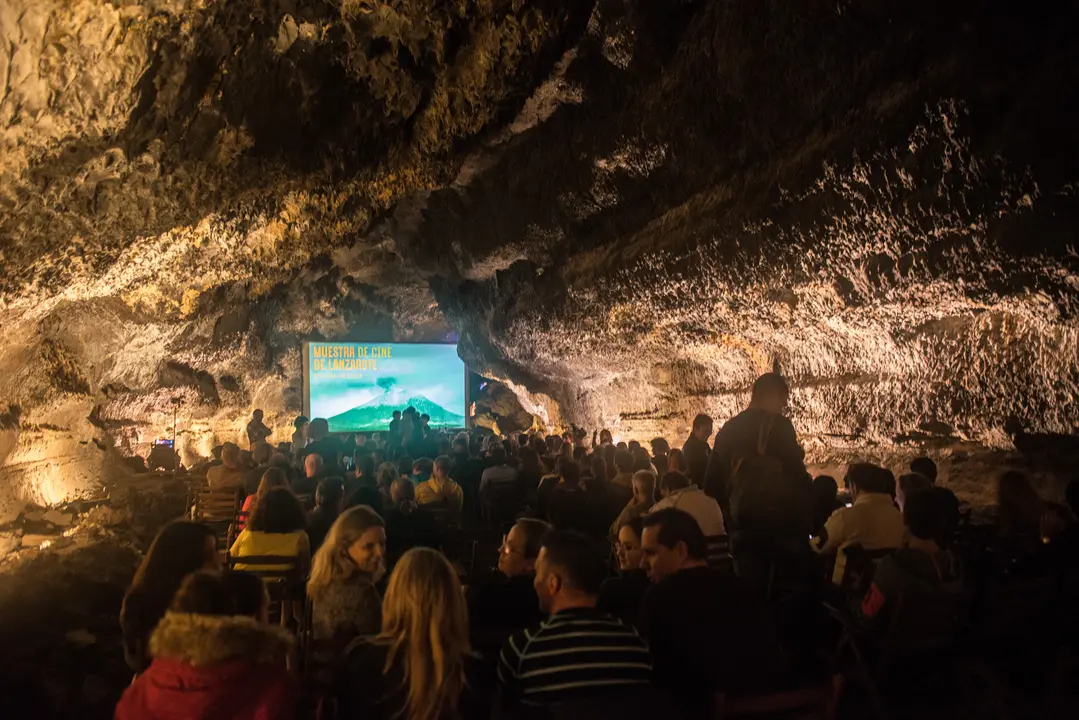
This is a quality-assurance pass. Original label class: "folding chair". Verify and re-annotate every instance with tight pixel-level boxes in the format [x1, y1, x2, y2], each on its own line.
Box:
[226, 553, 309, 636]
[192, 485, 242, 550]
[830, 591, 967, 719]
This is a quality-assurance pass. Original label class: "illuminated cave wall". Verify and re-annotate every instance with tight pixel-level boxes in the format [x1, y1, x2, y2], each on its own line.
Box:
[3, 1, 1079, 508]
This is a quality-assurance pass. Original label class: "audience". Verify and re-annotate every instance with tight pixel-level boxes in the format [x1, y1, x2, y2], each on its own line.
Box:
[118, 386, 1079, 720]
[244, 441, 274, 496]
[239, 467, 289, 530]
[116, 570, 296, 720]
[230, 488, 310, 571]
[496, 530, 651, 714]
[910, 456, 938, 484]
[811, 474, 841, 534]
[120, 521, 221, 673]
[896, 472, 933, 513]
[469, 519, 549, 639]
[649, 470, 725, 537]
[416, 455, 464, 517]
[639, 509, 780, 718]
[681, 413, 714, 488]
[812, 463, 905, 584]
[598, 516, 651, 627]
[302, 418, 344, 470]
[293, 453, 324, 498]
[859, 487, 963, 627]
[291, 415, 309, 454]
[384, 477, 441, 556]
[338, 548, 471, 720]
[307, 478, 344, 552]
[650, 438, 671, 476]
[206, 442, 245, 491]
[610, 469, 657, 539]
[307, 506, 386, 646]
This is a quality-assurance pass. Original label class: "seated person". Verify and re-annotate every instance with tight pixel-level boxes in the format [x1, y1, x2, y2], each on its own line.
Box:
[640, 509, 781, 719]
[859, 487, 962, 628]
[292, 453, 323, 498]
[338, 548, 472, 720]
[383, 478, 441, 557]
[610, 470, 657, 540]
[120, 521, 221, 673]
[896, 473, 933, 514]
[496, 531, 651, 714]
[229, 488, 310, 571]
[811, 475, 841, 535]
[307, 478, 344, 552]
[307, 506, 386, 646]
[598, 516, 651, 628]
[547, 460, 605, 536]
[243, 441, 274, 496]
[116, 570, 296, 719]
[411, 457, 434, 485]
[206, 442, 244, 491]
[910, 456, 938, 484]
[468, 519, 549, 643]
[239, 467, 289, 530]
[648, 470, 726, 537]
[812, 463, 905, 584]
[415, 455, 464, 517]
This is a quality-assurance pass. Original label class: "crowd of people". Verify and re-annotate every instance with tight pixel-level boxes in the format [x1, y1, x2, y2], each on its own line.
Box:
[115, 379, 1079, 719]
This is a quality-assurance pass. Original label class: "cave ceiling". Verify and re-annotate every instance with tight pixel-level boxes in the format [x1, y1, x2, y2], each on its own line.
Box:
[3, 0, 1079, 502]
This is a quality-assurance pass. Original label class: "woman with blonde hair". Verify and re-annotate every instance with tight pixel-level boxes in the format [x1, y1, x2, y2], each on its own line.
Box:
[306, 505, 386, 647]
[338, 547, 470, 720]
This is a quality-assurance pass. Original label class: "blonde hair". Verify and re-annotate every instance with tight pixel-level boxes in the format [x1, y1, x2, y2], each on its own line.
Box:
[306, 506, 384, 601]
[378, 548, 469, 720]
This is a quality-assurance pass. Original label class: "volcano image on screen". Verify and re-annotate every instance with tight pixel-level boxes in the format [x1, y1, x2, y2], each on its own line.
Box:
[328, 389, 466, 432]
[306, 343, 467, 433]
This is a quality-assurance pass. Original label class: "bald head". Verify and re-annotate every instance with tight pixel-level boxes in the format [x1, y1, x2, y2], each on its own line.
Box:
[304, 453, 324, 478]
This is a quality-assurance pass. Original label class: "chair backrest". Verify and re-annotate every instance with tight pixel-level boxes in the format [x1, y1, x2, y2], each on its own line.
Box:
[838, 545, 895, 592]
[295, 493, 315, 511]
[716, 681, 836, 719]
[194, 486, 242, 523]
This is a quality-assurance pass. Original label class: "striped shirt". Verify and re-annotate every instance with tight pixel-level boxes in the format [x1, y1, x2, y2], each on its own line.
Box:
[497, 607, 652, 706]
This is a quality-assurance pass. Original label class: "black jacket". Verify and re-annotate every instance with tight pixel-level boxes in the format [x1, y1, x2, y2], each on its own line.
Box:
[681, 435, 712, 488]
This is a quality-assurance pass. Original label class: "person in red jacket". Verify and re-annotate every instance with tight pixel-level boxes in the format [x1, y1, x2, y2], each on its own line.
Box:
[115, 570, 297, 720]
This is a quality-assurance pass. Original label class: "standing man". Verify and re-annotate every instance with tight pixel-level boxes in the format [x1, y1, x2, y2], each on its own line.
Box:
[704, 373, 811, 593]
[681, 414, 713, 488]
[388, 410, 402, 447]
[246, 409, 272, 448]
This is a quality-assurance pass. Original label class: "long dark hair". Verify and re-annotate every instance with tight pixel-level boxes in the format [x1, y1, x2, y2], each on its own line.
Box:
[248, 487, 307, 533]
[124, 520, 215, 626]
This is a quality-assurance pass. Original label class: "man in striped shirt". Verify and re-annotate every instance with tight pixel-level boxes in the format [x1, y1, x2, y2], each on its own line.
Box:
[496, 530, 652, 713]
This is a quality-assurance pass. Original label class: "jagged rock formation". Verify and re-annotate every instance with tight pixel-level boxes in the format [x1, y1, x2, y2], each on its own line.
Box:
[3, 0, 1079, 510]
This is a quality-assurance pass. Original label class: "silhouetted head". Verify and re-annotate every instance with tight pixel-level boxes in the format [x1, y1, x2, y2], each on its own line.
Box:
[750, 373, 790, 415]
[533, 530, 605, 614]
[691, 414, 714, 442]
[910, 457, 938, 484]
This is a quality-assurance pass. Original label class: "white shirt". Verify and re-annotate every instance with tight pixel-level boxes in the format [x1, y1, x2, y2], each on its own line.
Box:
[649, 485, 726, 537]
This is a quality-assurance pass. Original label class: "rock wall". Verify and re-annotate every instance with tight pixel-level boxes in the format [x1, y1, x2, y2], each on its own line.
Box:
[3, 1, 1079, 508]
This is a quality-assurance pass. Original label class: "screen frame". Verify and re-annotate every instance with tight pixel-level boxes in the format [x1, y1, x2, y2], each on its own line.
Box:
[301, 341, 471, 433]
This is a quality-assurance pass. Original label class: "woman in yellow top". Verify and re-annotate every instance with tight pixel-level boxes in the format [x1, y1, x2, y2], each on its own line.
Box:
[230, 487, 310, 571]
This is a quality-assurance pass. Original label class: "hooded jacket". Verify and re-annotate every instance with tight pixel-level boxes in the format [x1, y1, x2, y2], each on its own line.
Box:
[115, 612, 297, 720]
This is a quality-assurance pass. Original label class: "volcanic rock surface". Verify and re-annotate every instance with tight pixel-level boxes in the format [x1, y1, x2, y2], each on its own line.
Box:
[3, 0, 1079, 510]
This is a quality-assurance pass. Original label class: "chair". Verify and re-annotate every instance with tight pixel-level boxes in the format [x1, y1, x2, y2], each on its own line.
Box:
[192, 485, 242, 549]
[226, 553, 308, 633]
[830, 591, 967, 719]
[834, 545, 895, 593]
[715, 679, 839, 719]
